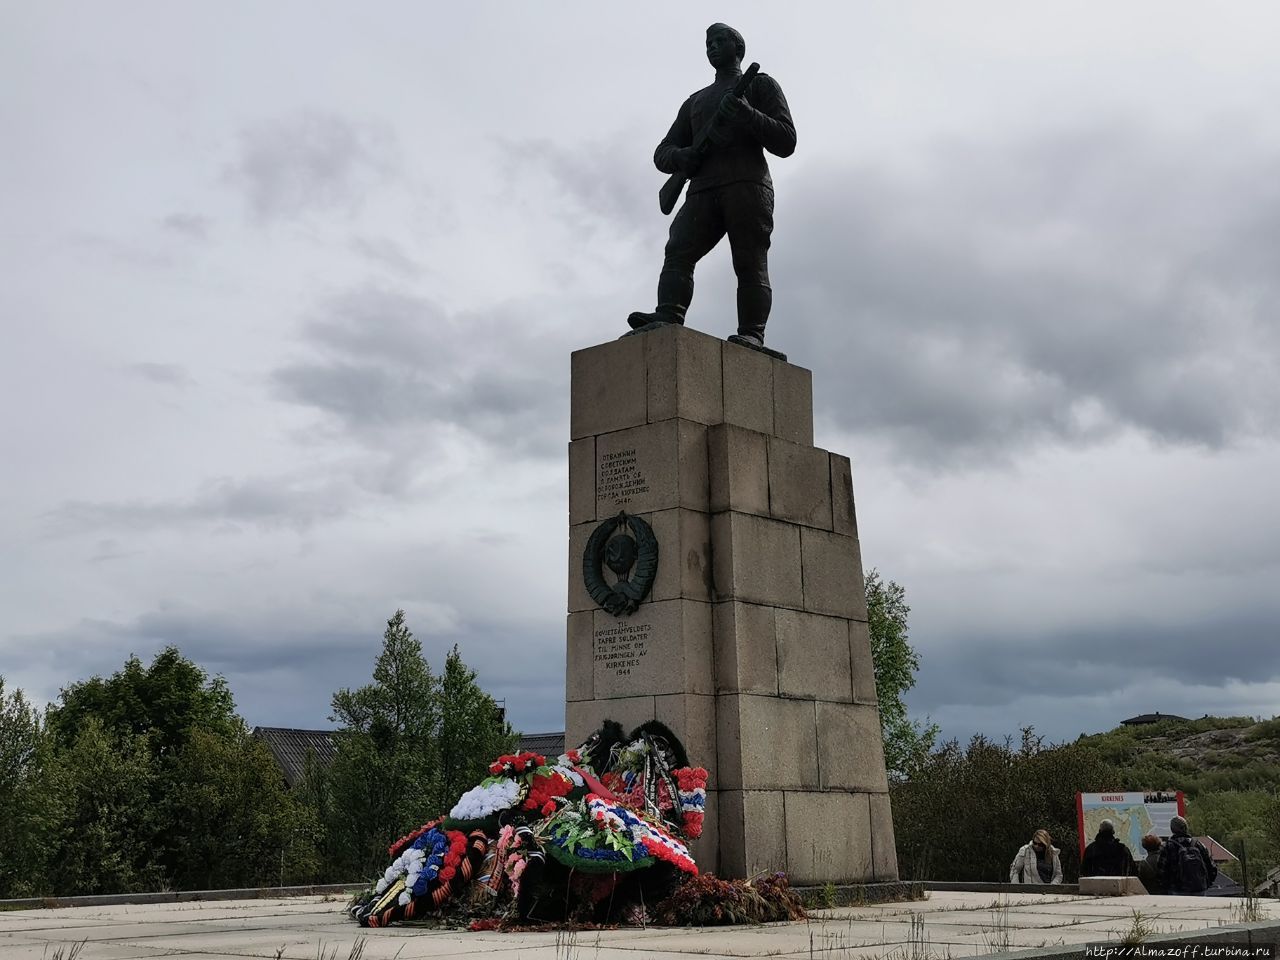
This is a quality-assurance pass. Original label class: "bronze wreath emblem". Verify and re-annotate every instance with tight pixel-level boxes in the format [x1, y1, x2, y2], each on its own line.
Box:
[582, 511, 659, 616]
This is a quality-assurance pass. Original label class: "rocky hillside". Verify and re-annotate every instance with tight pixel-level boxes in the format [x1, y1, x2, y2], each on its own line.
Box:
[1077, 715, 1280, 793]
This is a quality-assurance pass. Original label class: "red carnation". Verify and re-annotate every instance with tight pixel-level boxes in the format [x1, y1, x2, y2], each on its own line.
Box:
[541, 800, 557, 816]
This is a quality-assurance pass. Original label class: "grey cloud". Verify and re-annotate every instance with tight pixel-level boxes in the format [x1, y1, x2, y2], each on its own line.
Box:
[160, 213, 211, 240]
[497, 132, 664, 244]
[88, 538, 137, 563]
[272, 287, 570, 459]
[124, 362, 193, 387]
[47, 473, 359, 535]
[769, 122, 1280, 465]
[350, 236, 424, 279]
[912, 609, 1280, 718]
[10, 606, 565, 734]
[225, 112, 397, 222]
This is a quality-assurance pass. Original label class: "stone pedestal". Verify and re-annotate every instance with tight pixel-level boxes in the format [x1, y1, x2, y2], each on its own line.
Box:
[565, 324, 898, 883]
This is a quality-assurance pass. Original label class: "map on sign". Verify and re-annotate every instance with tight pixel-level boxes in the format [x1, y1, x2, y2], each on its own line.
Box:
[1077, 792, 1184, 859]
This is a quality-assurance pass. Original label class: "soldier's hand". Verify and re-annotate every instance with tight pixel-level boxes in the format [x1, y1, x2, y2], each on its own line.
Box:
[673, 146, 701, 175]
[718, 92, 750, 125]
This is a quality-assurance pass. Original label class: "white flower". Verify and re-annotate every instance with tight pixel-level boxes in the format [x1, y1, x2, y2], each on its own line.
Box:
[374, 878, 388, 894]
[448, 778, 522, 821]
[398, 891, 410, 906]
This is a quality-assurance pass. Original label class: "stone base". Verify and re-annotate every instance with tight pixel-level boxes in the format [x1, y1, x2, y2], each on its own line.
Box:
[567, 325, 897, 886]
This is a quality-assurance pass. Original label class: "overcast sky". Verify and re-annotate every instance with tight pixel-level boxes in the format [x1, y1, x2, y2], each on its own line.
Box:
[4, 2, 1278, 748]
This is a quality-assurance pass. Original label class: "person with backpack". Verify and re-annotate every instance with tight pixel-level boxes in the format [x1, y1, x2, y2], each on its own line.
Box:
[1156, 815, 1217, 895]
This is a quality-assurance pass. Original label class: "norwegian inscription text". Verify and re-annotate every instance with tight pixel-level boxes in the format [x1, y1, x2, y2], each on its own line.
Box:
[594, 621, 651, 678]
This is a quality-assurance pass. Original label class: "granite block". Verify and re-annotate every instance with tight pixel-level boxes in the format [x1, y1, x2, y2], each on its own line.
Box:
[713, 601, 778, 696]
[784, 791, 873, 884]
[570, 338, 647, 440]
[592, 599, 712, 699]
[722, 342, 774, 435]
[815, 701, 890, 792]
[768, 437, 833, 529]
[677, 419, 710, 511]
[849, 619, 878, 704]
[773, 361, 814, 445]
[568, 438, 596, 525]
[776, 609, 853, 702]
[719, 790, 787, 877]
[717, 694, 818, 790]
[567, 520, 595, 614]
[645, 324, 724, 425]
[565, 611, 594, 703]
[870, 793, 900, 881]
[800, 528, 866, 619]
[646, 508, 711, 604]
[708, 423, 769, 516]
[711, 512, 803, 609]
[595, 420, 677, 517]
[830, 454, 857, 538]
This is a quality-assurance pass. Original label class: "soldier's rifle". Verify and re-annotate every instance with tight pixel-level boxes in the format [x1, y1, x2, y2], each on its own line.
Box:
[657, 61, 760, 215]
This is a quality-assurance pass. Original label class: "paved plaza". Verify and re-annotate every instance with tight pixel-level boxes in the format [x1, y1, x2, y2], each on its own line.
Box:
[2, 890, 1278, 959]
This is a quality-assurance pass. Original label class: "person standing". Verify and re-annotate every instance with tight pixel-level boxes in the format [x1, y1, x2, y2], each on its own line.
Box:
[1157, 815, 1217, 895]
[1080, 819, 1134, 877]
[1136, 834, 1165, 894]
[1010, 829, 1063, 884]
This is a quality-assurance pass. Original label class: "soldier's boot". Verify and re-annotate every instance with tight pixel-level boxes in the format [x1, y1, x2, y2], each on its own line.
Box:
[628, 269, 691, 329]
[626, 303, 686, 329]
[727, 284, 772, 348]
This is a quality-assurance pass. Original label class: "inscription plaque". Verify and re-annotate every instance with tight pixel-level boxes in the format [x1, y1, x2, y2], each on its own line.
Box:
[598, 448, 650, 506]
[593, 621, 652, 678]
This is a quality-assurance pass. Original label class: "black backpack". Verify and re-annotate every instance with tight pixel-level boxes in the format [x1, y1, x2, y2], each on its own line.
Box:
[1172, 837, 1208, 892]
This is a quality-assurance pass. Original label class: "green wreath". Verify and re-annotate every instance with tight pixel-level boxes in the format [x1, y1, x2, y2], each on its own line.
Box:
[582, 512, 659, 616]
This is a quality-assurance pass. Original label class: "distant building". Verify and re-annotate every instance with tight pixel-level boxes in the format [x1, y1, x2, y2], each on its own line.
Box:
[252, 726, 337, 788]
[1194, 836, 1238, 864]
[520, 731, 566, 756]
[1121, 712, 1189, 726]
[252, 726, 567, 788]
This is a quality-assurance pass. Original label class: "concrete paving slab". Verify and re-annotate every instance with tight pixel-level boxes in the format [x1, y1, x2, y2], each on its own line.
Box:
[0, 944, 177, 960]
[3, 891, 1278, 960]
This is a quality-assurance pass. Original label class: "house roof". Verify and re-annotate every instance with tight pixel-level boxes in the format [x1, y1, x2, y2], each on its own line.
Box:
[1194, 836, 1238, 863]
[252, 726, 337, 788]
[1121, 712, 1190, 725]
[520, 731, 566, 757]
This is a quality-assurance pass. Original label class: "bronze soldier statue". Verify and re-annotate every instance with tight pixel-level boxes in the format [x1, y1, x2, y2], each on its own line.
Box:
[628, 23, 796, 355]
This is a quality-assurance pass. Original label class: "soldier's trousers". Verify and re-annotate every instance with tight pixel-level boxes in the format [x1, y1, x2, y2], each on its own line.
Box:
[658, 182, 775, 337]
